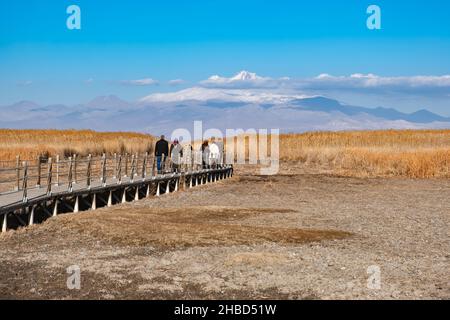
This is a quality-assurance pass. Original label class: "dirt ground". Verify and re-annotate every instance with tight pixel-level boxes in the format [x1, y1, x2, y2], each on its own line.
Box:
[0, 164, 449, 300]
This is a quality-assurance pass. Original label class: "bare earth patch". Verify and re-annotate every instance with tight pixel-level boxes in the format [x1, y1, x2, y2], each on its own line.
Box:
[53, 206, 351, 248]
[0, 164, 449, 299]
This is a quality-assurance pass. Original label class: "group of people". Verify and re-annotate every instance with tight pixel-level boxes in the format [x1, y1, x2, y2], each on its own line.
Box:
[154, 135, 224, 173]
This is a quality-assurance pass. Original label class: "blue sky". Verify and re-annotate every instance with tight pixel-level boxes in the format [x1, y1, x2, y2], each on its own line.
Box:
[1, 0, 450, 114]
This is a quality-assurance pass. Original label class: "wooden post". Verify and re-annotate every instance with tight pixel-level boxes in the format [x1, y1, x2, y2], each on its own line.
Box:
[151, 156, 156, 177]
[86, 154, 92, 189]
[124, 153, 129, 177]
[15, 155, 20, 191]
[130, 154, 135, 182]
[134, 152, 138, 178]
[46, 157, 53, 196]
[22, 161, 28, 203]
[56, 155, 60, 186]
[117, 155, 122, 184]
[142, 152, 148, 179]
[101, 153, 107, 187]
[67, 157, 73, 192]
[73, 154, 77, 184]
[113, 153, 117, 178]
[36, 155, 41, 188]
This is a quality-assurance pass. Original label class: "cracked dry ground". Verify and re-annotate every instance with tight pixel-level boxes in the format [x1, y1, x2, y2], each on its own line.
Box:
[0, 165, 449, 299]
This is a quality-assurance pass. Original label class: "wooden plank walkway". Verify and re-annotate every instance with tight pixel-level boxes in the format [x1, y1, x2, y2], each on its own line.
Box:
[0, 171, 182, 209]
[0, 166, 233, 232]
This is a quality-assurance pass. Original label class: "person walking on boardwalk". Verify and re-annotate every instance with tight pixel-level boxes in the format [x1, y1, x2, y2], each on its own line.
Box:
[201, 140, 210, 169]
[209, 137, 220, 169]
[155, 135, 169, 173]
[216, 137, 224, 166]
[170, 139, 183, 172]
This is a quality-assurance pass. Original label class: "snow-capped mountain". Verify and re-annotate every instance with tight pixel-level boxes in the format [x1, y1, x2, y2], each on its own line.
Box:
[229, 70, 264, 81]
[200, 70, 276, 88]
[207, 70, 266, 83]
[139, 87, 312, 104]
[1, 85, 449, 134]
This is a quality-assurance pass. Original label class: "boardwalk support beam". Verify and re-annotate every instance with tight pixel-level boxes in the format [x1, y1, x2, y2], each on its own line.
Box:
[0, 165, 233, 232]
[2, 213, 7, 232]
[74, 196, 79, 213]
[29, 206, 35, 226]
[91, 194, 97, 211]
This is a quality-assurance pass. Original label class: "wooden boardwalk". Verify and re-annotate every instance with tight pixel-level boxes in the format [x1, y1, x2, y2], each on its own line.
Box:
[0, 152, 233, 232]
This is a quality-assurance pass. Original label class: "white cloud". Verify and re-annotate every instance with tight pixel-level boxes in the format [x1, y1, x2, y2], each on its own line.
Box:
[199, 71, 450, 96]
[85, 78, 94, 84]
[168, 79, 185, 86]
[310, 73, 450, 89]
[121, 78, 159, 86]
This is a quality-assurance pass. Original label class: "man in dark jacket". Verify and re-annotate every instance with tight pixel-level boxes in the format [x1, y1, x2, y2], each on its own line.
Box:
[155, 135, 169, 173]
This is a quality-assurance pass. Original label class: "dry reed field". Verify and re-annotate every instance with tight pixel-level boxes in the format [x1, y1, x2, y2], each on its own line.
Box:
[0, 129, 156, 162]
[277, 130, 450, 178]
[1, 129, 449, 178]
[230, 129, 450, 178]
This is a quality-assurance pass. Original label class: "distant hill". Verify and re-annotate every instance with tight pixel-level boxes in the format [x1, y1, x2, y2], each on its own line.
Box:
[1, 87, 449, 134]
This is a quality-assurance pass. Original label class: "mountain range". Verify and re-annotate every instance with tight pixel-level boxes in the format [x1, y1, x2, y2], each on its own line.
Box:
[1, 86, 449, 135]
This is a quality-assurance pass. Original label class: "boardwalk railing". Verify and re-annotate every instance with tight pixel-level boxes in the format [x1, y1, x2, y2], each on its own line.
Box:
[0, 151, 233, 232]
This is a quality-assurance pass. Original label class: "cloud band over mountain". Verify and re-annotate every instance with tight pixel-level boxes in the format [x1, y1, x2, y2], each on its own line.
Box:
[200, 71, 450, 96]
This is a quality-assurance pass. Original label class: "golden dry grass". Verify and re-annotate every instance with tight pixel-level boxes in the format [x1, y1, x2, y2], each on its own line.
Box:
[278, 130, 450, 178]
[0, 129, 156, 161]
[231, 130, 450, 178]
[1, 128, 449, 178]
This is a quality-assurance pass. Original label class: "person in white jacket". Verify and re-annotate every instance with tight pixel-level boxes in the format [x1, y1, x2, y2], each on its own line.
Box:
[170, 139, 183, 172]
[209, 137, 220, 168]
